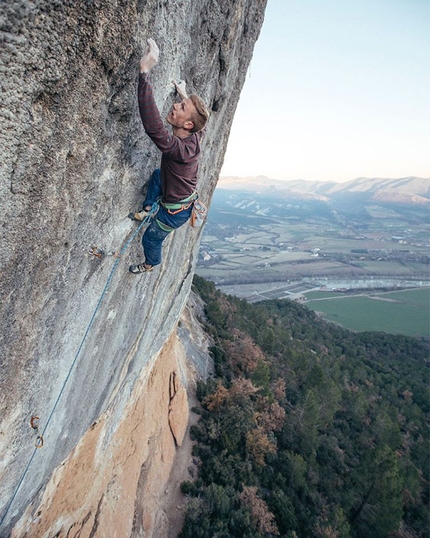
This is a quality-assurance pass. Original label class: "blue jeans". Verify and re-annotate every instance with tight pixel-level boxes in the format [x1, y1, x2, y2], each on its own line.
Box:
[141, 169, 193, 266]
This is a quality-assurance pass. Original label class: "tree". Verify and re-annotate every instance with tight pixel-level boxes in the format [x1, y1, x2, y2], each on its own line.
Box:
[269, 488, 297, 535]
[252, 358, 271, 394]
[239, 486, 280, 535]
[224, 329, 264, 374]
[350, 446, 403, 537]
[314, 506, 351, 538]
[246, 426, 276, 467]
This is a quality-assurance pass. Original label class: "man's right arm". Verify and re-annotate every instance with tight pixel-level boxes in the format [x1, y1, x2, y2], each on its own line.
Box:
[140, 38, 159, 74]
[138, 40, 177, 154]
[138, 74, 173, 151]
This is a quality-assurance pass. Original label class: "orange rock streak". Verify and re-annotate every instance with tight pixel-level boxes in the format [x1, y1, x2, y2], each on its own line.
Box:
[11, 332, 189, 538]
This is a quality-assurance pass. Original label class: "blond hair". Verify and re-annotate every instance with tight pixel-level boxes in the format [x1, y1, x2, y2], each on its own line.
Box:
[189, 94, 209, 132]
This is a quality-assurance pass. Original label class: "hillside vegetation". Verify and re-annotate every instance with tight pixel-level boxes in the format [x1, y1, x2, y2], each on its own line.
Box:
[180, 276, 429, 538]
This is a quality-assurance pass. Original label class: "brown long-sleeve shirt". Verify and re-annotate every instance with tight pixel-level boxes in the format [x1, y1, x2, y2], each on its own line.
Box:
[138, 73, 203, 203]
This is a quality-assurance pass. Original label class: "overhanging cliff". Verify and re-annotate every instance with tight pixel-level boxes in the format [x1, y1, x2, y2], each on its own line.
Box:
[0, 0, 267, 535]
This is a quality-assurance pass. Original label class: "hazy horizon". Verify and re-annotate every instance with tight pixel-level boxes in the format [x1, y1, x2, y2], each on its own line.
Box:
[218, 174, 430, 184]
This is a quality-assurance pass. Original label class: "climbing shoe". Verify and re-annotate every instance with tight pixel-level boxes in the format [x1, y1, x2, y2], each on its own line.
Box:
[129, 263, 153, 274]
[128, 209, 149, 222]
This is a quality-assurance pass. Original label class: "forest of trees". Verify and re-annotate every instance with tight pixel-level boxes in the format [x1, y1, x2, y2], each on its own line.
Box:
[179, 276, 429, 538]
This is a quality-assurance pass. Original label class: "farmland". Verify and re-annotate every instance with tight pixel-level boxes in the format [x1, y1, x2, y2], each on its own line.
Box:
[303, 287, 430, 337]
[196, 188, 430, 336]
[197, 191, 429, 285]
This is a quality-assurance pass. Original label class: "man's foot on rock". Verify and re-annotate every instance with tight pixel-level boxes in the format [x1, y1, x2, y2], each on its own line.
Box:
[128, 210, 149, 222]
[129, 263, 153, 274]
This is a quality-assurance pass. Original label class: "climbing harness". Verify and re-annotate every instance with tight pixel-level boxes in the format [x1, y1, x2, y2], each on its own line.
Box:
[160, 190, 198, 215]
[155, 192, 201, 233]
[0, 202, 158, 530]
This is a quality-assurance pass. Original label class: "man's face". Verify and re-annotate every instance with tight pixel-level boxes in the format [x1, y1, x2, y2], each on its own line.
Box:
[166, 98, 196, 130]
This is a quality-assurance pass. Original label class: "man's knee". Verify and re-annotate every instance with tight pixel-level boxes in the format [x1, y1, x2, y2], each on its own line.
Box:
[143, 220, 169, 245]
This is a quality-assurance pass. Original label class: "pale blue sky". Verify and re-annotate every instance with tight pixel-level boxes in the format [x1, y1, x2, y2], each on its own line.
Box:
[221, 0, 430, 182]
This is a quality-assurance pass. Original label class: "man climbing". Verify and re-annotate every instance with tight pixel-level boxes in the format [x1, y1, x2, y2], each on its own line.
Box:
[129, 38, 209, 275]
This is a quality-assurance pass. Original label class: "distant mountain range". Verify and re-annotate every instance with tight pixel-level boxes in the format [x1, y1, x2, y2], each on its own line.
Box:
[218, 176, 430, 206]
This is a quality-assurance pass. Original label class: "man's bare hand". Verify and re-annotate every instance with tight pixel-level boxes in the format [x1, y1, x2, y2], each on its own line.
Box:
[172, 80, 188, 100]
[140, 38, 159, 74]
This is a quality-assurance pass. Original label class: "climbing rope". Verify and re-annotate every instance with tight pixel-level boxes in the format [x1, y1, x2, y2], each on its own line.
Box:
[0, 203, 158, 530]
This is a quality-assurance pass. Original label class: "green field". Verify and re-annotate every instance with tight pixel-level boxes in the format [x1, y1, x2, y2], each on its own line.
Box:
[303, 291, 348, 300]
[381, 288, 430, 307]
[304, 288, 430, 337]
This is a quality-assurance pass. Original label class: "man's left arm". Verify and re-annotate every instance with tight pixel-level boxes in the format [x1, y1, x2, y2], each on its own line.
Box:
[172, 80, 188, 100]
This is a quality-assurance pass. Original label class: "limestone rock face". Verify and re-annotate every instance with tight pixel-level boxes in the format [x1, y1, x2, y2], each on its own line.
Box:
[0, 0, 267, 534]
[10, 332, 195, 538]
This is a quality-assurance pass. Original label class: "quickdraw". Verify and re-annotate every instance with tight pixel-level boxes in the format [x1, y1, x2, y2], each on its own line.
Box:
[30, 415, 39, 430]
[89, 246, 104, 258]
[30, 415, 44, 449]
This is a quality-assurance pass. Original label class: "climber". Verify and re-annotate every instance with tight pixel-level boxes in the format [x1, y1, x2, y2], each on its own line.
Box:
[129, 38, 210, 275]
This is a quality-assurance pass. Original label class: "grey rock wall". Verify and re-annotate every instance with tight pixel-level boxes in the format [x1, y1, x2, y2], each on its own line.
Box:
[0, 0, 267, 533]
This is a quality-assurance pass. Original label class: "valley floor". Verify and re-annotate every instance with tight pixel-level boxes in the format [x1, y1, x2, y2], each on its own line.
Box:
[211, 281, 430, 337]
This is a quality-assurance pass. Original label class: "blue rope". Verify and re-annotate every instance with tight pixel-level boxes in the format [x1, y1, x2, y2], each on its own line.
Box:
[0, 203, 157, 530]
